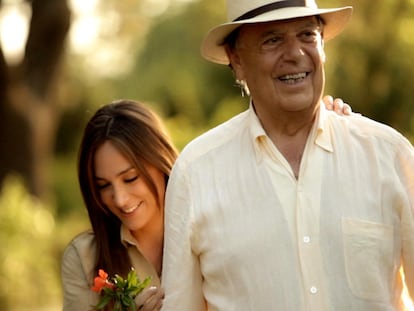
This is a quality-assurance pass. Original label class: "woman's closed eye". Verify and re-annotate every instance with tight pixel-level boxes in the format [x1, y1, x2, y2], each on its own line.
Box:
[124, 175, 139, 183]
[96, 181, 110, 190]
[94, 170, 140, 191]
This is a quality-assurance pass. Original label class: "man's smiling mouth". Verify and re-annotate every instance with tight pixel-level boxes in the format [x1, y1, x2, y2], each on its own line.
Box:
[278, 72, 309, 84]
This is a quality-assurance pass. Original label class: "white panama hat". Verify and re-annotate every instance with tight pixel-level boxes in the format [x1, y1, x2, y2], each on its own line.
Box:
[201, 0, 353, 65]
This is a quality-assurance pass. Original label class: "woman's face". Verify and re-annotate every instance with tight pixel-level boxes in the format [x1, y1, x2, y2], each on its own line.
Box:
[93, 140, 165, 234]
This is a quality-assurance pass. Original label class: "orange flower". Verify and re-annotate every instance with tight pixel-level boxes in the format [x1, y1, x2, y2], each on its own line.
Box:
[91, 269, 115, 293]
[91, 268, 152, 310]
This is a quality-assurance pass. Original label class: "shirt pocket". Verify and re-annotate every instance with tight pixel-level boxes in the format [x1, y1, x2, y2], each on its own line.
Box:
[342, 217, 394, 302]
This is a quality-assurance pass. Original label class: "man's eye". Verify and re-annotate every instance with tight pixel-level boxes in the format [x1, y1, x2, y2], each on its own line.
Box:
[301, 29, 321, 41]
[306, 31, 318, 37]
[262, 36, 282, 50]
[264, 36, 281, 45]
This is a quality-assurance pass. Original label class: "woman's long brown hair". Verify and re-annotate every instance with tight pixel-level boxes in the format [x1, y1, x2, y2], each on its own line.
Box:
[77, 99, 178, 279]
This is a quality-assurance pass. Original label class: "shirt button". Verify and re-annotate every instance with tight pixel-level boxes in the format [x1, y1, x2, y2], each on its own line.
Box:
[303, 236, 311, 243]
[310, 286, 318, 294]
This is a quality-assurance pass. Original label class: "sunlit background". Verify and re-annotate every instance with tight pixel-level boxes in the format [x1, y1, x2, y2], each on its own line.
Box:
[0, 0, 196, 71]
[0, 0, 413, 310]
[0, 0, 30, 64]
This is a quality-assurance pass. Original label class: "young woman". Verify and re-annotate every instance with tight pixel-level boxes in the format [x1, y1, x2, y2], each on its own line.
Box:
[61, 99, 178, 311]
[61, 97, 351, 311]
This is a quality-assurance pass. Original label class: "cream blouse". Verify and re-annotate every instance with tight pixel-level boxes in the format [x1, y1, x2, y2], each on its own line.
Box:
[61, 227, 160, 311]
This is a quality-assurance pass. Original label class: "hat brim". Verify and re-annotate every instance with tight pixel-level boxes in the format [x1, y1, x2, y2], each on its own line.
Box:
[201, 6, 353, 65]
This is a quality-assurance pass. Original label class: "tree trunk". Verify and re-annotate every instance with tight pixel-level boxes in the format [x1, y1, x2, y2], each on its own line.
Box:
[0, 0, 71, 200]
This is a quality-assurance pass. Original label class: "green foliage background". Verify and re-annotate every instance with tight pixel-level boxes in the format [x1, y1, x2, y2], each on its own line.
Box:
[0, 0, 414, 309]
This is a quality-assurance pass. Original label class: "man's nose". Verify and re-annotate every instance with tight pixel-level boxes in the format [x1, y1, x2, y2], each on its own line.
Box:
[281, 37, 305, 60]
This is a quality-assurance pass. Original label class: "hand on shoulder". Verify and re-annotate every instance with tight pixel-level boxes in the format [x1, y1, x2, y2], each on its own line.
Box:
[323, 95, 353, 116]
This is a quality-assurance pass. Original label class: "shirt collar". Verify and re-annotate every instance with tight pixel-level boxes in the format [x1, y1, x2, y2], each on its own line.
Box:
[120, 224, 138, 247]
[247, 102, 268, 163]
[314, 103, 333, 152]
[247, 100, 334, 162]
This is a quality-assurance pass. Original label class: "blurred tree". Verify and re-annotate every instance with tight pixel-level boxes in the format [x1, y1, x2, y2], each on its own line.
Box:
[322, 0, 414, 138]
[0, 0, 71, 200]
[0, 175, 60, 309]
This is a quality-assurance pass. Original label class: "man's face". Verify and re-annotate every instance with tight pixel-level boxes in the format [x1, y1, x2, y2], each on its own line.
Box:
[228, 16, 326, 116]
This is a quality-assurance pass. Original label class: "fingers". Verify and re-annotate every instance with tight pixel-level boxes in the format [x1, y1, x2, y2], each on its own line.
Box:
[322, 95, 334, 111]
[135, 287, 157, 305]
[135, 286, 165, 311]
[322, 95, 353, 116]
[333, 98, 353, 116]
[342, 102, 352, 115]
[333, 98, 345, 115]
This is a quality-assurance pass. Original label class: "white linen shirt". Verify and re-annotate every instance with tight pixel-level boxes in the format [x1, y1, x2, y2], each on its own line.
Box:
[162, 103, 414, 311]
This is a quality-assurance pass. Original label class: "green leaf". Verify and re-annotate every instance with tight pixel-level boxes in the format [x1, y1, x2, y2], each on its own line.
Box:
[114, 299, 121, 311]
[121, 294, 132, 306]
[94, 295, 112, 309]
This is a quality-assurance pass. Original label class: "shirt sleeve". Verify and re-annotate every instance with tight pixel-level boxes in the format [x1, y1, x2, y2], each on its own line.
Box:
[398, 136, 414, 302]
[61, 235, 98, 311]
[161, 159, 206, 311]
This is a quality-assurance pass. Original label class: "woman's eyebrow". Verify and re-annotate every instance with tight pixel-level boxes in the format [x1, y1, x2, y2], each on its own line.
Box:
[94, 166, 135, 180]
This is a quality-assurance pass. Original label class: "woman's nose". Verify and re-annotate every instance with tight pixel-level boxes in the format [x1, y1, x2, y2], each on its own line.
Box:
[112, 185, 129, 208]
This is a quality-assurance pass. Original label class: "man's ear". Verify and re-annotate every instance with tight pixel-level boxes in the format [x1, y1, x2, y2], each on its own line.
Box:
[225, 45, 244, 80]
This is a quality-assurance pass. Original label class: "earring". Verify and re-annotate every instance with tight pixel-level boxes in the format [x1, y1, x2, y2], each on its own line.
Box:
[235, 79, 250, 97]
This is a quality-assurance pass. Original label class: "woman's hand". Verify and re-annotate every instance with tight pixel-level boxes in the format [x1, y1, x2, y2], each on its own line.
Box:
[323, 95, 352, 115]
[135, 286, 165, 311]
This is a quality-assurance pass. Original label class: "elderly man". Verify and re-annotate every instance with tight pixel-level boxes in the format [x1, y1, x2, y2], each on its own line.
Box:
[162, 1, 414, 310]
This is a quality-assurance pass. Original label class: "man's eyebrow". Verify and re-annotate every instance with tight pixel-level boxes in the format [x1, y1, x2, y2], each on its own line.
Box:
[262, 29, 281, 37]
[302, 17, 323, 28]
